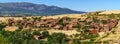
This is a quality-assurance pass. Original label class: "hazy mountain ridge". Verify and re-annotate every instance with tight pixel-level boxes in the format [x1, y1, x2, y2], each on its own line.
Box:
[0, 2, 85, 16]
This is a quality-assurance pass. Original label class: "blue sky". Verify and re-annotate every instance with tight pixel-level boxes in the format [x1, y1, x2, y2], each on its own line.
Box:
[0, 0, 120, 12]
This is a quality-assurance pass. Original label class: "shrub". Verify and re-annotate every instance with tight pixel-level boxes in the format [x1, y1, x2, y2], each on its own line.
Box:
[0, 24, 5, 30]
[42, 31, 49, 37]
[47, 33, 69, 44]
[101, 20, 107, 24]
[33, 30, 41, 35]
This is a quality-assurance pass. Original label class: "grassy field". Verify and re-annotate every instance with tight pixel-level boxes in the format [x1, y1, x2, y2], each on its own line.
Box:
[99, 10, 120, 14]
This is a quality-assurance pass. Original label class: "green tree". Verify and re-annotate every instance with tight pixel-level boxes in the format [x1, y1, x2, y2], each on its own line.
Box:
[47, 33, 69, 44]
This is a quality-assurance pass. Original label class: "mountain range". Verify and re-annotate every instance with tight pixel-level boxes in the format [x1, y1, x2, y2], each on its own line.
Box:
[0, 2, 85, 16]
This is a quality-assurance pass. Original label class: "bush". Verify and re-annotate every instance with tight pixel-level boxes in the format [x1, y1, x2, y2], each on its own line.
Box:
[0, 24, 5, 30]
[47, 33, 69, 44]
[0, 34, 8, 44]
[58, 18, 64, 26]
[0, 29, 34, 44]
[33, 30, 41, 35]
[42, 31, 49, 37]
[101, 20, 107, 24]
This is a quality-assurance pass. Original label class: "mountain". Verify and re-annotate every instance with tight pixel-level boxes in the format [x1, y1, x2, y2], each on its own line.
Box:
[0, 2, 85, 16]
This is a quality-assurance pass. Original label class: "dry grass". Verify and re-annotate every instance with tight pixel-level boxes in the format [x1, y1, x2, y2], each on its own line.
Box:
[0, 14, 87, 21]
[42, 14, 87, 19]
[99, 10, 120, 14]
[0, 17, 23, 22]
[4, 26, 18, 31]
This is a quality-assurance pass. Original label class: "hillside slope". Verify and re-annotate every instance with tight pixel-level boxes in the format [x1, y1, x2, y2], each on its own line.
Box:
[99, 10, 120, 14]
[0, 2, 85, 16]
